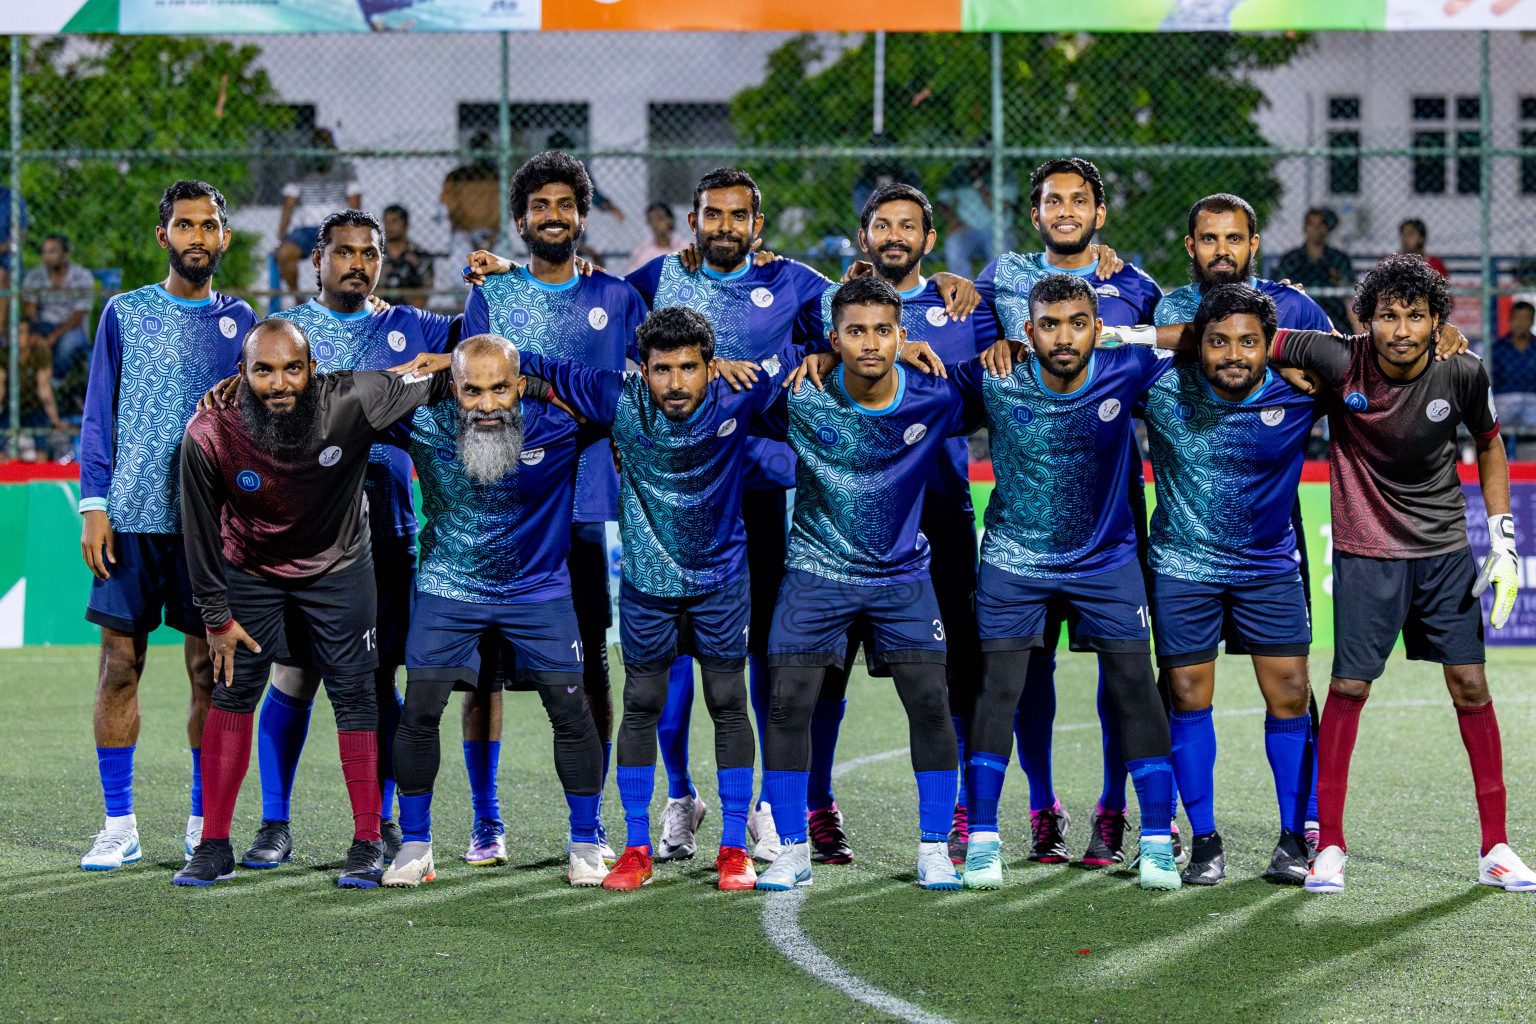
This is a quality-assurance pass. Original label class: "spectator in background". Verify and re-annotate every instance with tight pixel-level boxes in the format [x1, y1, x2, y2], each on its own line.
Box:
[623, 202, 689, 274]
[22, 233, 96, 381]
[275, 128, 362, 298]
[441, 131, 501, 284]
[1492, 300, 1536, 456]
[1399, 218, 1449, 279]
[936, 149, 1014, 278]
[380, 204, 435, 309]
[0, 183, 26, 330]
[1274, 207, 1357, 332]
[0, 319, 68, 441]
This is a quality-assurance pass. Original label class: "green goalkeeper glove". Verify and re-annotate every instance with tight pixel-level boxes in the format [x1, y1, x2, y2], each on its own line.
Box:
[1472, 513, 1519, 629]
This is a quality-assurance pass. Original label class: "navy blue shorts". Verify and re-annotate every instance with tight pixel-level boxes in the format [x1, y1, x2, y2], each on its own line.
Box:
[85, 532, 202, 636]
[766, 569, 947, 670]
[1151, 572, 1310, 668]
[977, 559, 1150, 654]
[1332, 549, 1485, 682]
[406, 591, 584, 688]
[620, 573, 750, 674]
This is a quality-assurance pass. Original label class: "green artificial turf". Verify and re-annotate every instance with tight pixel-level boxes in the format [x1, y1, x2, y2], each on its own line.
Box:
[2, 645, 1534, 1023]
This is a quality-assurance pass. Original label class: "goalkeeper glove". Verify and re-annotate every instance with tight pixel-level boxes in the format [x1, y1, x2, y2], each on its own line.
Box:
[1472, 513, 1519, 629]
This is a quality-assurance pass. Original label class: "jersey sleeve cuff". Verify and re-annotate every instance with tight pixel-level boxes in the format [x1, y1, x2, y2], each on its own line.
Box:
[1271, 328, 1290, 363]
[1473, 420, 1502, 443]
[78, 496, 108, 514]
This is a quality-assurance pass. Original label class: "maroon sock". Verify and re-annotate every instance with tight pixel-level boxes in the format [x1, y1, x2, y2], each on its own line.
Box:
[1316, 689, 1367, 853]
[1456, 702, 1508, 856]
[338, 730, 383, 843]
[200, 708, 254, 841]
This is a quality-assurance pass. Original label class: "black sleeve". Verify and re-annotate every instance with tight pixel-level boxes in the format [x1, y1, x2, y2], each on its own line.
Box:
[1271, 329, 1353, 388]
[353, 368, 454, 432]
[179, 433, 231, 630]
[1461, 356, 1500, 440]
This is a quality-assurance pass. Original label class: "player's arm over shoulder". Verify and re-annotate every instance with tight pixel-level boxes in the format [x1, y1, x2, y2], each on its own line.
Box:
[1270, 328, 1351, 385]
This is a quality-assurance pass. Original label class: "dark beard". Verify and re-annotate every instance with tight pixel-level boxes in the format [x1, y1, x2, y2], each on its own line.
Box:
[168, 243, 223, 288]
[873, 245, 922, 285]
[1040, 347, 1092, 382]
[325, 273, 371, 312]
[1192, 253, 1254, 291]
[1037, 222, 1094, 258]
[698, 230, 753, 270]
[456, 404, 526, 484]
[238, 377, 321, 456]
[522, 220, 582, 265]
[1207, 361, 1263, 394]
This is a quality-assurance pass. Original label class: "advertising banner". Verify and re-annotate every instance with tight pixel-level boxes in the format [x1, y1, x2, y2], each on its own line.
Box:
[119, 0, 540, 34]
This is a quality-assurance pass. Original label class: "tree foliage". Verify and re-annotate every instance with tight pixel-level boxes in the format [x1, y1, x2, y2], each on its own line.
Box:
[731, 32, 1309, 285]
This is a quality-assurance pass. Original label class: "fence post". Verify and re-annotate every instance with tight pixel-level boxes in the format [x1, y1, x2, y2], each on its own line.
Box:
[990, 32, 1005, 259]
[1478, 30, 1494, 359]
[8, 35, 20, 458]
[498, 30, 512, 252]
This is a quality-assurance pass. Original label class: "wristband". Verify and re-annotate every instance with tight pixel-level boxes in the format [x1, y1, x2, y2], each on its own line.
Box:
[1488, 513, 1517, 559]
[207, 619, 234, 635]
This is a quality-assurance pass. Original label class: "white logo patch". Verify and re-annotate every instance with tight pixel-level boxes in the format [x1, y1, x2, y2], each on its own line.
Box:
[903, 423, 928, 445]
[750, 287, 774, 308]
[1260, 407, 1286, 427]
[1098, 399, 1122, 422]
[588, 307, 609, 330]
[761, 355, 782, 377]
[925, 306, 948, 327]
[219, 316, 238, 339]
[387, 330, 407, 353]
[1094, 283, 1121, 298]
[519, 447, 546, 465]
[318, 446, 342, 467]
[717, 417, 738, 438]
[1426, 399, 1451, 423]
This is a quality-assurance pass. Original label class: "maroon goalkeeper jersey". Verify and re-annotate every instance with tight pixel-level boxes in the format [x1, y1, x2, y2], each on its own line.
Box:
[1273, 329, 1499, 559]
[180, 368, 449, 628]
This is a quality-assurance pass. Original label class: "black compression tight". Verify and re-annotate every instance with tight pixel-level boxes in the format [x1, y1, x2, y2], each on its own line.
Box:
[970, 649, 1170, 763]
[617, 665, 754, 771]
[763, 662, 956, 774]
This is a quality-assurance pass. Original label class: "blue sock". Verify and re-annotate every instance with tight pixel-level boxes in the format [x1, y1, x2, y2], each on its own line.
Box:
[761, 770, 809, 844]
[379, 684, 401, 820]
[718, 766, 753, 850]
[952, 717, 968, 810]
[566, 793, 602, 844]
[1265, 714, 1311, 834]
[96, 745, 135, 818]
[189, 747, 203, 818]
[463, 740, 501, 822]
[964, 752, 1009, 833]
[1170, 707, 1216, 835]
[1128, 756, 1174, 837]
[807, 698, 846, 812]
[657, 657, 696, 799]
[1097, 663, 1129, 813]
[749, 656, 769, 804]
[256, 687, 312, 821]
[915, 769, 956, 841]
[616, 764, 654, 850]
[398, 792, 433, 844]
[1306, 719, 1320, 824]
[1015, 653, 1057, 811]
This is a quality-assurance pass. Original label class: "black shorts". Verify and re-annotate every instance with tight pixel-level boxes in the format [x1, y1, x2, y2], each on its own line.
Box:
[226, 556, 380, 686]
[744, 487, 789, 658]
[569, 521, 613, 693]
[1332, 548, 1485, 682]
[279, 533, 416, 671]
[923, 489, 981, 688]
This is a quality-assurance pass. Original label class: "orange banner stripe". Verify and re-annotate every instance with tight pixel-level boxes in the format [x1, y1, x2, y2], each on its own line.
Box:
[541, 0, 963, 31]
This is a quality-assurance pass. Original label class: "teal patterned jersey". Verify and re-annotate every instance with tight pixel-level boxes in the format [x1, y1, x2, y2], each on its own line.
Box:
[977, 252, 1162, 337]
[756, 366, 974, 585]
[1139, 361, 1318, 583]
[1153, 277, 1335, 332]
[952, 345, 1171, 578]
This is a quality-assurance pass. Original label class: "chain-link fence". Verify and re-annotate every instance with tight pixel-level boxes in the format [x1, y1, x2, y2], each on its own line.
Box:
[4, 29, 1536, 458]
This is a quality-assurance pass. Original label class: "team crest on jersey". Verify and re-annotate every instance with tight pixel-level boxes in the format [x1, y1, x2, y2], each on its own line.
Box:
[314, 341, 337, 362]
[1098, 399, 1122, 422]
[925, 307, 948, 327]
[588, 307, 609, 330]
[677, 283, 697, 303]
[1095, 284, 1121, 298]
[510, 308, 530, 330]
[1345, 391, 1368, 411]
[139, 314, 165, 336]
[717, 417, 738, 438]
[1174, 400, 1195, 422]
[903, 423, 928, 445]
[1260, 407, 1285, 427]
[236, 470, 261, 492]
[219, 316, 238, 339]
[319, 445, 342, 466]
[1011, 405, 1035, 426]
[434, 445, 455, 463]
[1426, 399, 1451, 422]
[519, 447, 546, 465]
[388, 330, 407, 352]
[751, 287, 774, 308]
[815, 424, 841, 446]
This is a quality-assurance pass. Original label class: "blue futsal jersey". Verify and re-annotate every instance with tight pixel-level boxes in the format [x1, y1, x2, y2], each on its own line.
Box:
[1153, 277, 1334, 332]
[274, 299, 455, 538]
[79, 284, 256, 532]
[628, 254, 829, 490]
[400, 397, 584, 604]
[812, 276, 999, 505]
[756, 365, 976, 586]
[520, 349, 792, 599]
[1139, 363, 1318, 584]
[978, 252, 1162, 336]
[463, 266, 646, 523]
[954, 345, 1171, 578]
